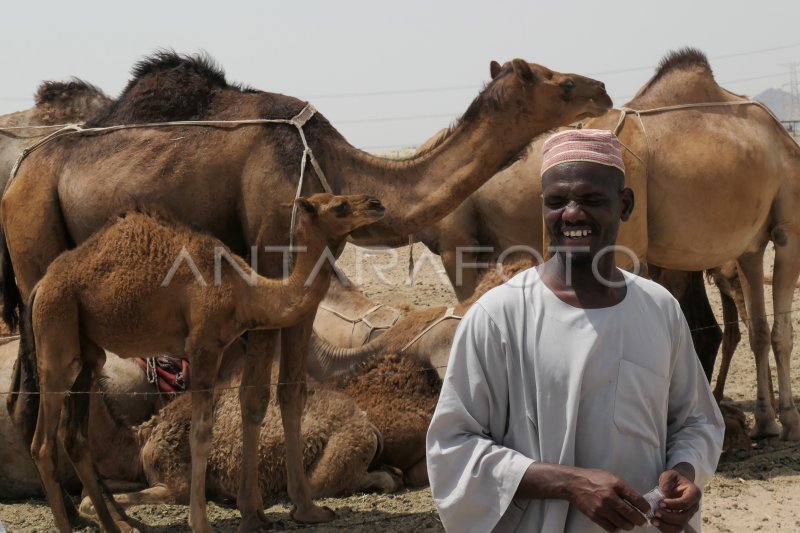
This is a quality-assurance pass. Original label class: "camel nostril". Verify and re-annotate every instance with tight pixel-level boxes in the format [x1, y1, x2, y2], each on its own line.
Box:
[369, 199, 382, 208]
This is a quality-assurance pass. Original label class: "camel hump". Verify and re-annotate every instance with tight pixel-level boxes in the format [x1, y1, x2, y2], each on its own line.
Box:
[86, 50, 255, 127]
[34, 78, 106, 108]
[653, 47, 713, 80]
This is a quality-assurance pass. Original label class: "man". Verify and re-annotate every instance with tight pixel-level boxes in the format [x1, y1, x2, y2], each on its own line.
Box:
[426, 129, 724, 533]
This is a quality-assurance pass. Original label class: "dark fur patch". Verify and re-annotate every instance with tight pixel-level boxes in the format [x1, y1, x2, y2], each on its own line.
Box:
[646, 48, 712, 90]
[86, 50, 256, 126]
[34, 78, 106, 108]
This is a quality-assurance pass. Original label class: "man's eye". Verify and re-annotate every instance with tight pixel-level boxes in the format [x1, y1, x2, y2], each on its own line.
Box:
[544, 198, 566, 208]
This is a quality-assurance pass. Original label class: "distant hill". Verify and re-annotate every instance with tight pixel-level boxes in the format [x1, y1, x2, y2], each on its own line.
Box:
[754, 88, 798, 121]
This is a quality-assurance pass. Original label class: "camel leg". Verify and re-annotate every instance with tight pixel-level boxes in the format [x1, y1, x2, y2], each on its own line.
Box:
[279, 318, 335, 523]
[187, 345, 223, 533]
[404, 459, 430, 487]
[307, 423, 400, 497]
[237, 330, 276, 532]
[62, 341, 137, 532]
[80, 484, 180, 517]
[442, 243, 484, 302]
[32, 338, 97, 532]
[712, 282, 741, 402]
[737, 246, 780, 438]
[769, 235, 800, 440]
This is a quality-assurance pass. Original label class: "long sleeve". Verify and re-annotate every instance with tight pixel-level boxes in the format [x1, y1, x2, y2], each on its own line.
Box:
[665, 310, 725, 489]
[426, 304, 535, 533]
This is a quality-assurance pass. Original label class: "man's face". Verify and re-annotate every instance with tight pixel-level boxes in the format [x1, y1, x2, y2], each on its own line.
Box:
[541, 162, 634, 264]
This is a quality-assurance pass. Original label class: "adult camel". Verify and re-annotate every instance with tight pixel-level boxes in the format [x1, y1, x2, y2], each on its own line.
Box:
[415, 48, 800, 440]
[0, 79, 111, 190]
[0, 51, 610, 530]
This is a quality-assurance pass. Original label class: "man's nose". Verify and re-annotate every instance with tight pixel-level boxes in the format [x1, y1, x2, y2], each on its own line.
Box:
[562, 201, 586, 222]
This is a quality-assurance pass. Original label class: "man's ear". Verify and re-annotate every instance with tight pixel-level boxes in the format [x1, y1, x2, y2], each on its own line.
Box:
[295, 197, 317, 216]
[490, 60, 503, 79]
[620, 187, 635, 222]
[511, 59, 536, 83]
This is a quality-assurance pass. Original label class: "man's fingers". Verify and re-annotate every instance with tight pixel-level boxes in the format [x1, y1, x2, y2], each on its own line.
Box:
[661, 491, 699, 509]
[617, 485, 649, 514]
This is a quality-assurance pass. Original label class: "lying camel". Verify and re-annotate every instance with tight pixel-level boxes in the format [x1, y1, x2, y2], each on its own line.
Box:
[10, 193, 384, 533]
[0, 51, 611, 529]
[76, 349, 400, 517]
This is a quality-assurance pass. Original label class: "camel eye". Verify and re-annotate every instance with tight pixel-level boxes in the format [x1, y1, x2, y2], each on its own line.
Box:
[333, 202, 349, 216]
[561, 80, 575, 91]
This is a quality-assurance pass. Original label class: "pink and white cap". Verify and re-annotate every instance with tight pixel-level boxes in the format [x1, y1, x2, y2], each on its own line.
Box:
[541, 129, 625, 176]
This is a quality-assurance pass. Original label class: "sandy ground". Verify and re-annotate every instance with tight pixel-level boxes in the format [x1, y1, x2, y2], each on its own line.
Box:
[1, 243, 798, 532]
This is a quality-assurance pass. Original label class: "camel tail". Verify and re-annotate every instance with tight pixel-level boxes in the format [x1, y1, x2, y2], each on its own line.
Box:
[0, 226, 22, 331]
[7, 286, 39, 446]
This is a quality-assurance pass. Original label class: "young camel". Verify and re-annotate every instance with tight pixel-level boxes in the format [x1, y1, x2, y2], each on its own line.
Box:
[16, 193, 384, 533]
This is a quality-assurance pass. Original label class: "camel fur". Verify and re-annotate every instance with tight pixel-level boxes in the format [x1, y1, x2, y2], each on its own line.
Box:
[0, 51, 611, 530]
[12, 193, 384, 533]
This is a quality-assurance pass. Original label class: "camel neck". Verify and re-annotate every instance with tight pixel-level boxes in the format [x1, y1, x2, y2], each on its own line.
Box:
[314, 105, 540, 246]
[234, 228, 335, 330]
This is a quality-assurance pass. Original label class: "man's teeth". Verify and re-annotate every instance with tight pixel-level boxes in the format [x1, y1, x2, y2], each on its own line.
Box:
[563, 229, 591, 238]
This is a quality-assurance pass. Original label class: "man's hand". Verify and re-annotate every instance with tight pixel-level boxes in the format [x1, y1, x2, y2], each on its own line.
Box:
[565, 467, 650, 532]
[651, 465, 701, 533]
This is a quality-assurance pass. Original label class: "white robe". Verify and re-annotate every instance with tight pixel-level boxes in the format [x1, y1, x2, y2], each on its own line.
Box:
[426, 268, 725, 533]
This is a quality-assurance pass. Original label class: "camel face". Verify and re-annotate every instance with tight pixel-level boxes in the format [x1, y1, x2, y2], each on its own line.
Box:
[298, 193, 385, 239]
[491, 59, 613, 126]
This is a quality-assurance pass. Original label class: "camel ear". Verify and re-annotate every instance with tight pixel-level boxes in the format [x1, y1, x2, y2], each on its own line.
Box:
[511, 59, 536, 83]
[295, 197, 317, 216]
[490, 60, 503, 79]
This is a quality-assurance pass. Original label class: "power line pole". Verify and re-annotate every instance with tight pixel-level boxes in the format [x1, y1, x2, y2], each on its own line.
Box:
[780, 62, 800, 121]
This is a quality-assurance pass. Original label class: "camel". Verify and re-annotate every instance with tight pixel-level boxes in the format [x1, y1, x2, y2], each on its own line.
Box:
[0, 79, 111, 191]
[76, 355, 401, 519]
[0, 51, 611, 530]
[415, 48, 800, 440]
[0, 338, 165, 500]
[10, 193, 385, 533]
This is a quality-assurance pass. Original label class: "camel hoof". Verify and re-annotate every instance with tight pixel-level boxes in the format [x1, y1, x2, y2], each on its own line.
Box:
[238, 510, 274, 532]
[750, 419, 781, 440]
[289, 504, 336, 524]
[780, 423, 800, 441]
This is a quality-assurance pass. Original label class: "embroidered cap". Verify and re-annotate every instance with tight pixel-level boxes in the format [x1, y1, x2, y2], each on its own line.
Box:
[541, 129, 625, 176]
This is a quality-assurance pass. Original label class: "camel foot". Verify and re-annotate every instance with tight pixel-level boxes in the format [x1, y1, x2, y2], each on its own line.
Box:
[238, 509, 273, 532]
[79, 496, 149, 533]
[289, 503, 336, 524]
[372, 465, 404, 493]
[778, 408, 800, 441]
[750, 418, 781, 440]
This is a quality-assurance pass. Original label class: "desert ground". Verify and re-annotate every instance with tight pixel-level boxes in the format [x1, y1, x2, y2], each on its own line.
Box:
[0, 242, 798, 532]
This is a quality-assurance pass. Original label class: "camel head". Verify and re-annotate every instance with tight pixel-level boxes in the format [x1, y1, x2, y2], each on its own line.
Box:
[295, 193, 386, 241]
[486, 59, 612, 132]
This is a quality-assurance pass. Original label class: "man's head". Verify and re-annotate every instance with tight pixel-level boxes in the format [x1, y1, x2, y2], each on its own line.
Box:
[540, 129, 634, 265]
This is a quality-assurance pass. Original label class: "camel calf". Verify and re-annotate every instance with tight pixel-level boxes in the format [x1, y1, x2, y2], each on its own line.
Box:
[11, 193, 384, 533]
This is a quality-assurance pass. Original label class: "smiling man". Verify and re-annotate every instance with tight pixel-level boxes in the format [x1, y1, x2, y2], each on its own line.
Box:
[426, 129, 724, 533]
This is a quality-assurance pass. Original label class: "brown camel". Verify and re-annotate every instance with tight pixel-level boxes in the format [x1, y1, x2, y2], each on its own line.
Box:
[0, 339, 165, 500]
[11, 193, 385, 533]
[0, 51, 611, 530]
[76, 355, 401, 519]
[0, 79, 111, 190]
[415, 48, 800, 440]
[313, 275, 414, 348]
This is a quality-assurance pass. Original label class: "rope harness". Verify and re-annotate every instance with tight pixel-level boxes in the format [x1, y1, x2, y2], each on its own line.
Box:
[133, 356, 191, 395]
[398, 306, 462, 353]
[316, 302, 402, 345]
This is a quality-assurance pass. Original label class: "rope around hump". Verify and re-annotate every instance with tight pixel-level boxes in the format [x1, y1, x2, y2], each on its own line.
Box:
[6, 104, 333, 248]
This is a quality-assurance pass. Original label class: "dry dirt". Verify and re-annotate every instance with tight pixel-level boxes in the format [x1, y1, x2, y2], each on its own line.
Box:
[1, 243, 798, 532]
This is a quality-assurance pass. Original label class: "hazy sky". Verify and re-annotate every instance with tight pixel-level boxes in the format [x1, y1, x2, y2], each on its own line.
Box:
[2, 0, 799, 150]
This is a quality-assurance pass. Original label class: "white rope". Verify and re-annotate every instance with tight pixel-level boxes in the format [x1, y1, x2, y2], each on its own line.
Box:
[6, 105, 334, 248]
[316, 302, 400, 344]
[0, 123, 77, 132]
[398, 306, 462, 353]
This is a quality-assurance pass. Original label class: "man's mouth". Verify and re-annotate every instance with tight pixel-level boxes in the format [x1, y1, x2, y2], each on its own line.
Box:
[561, 228, 592, 240]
